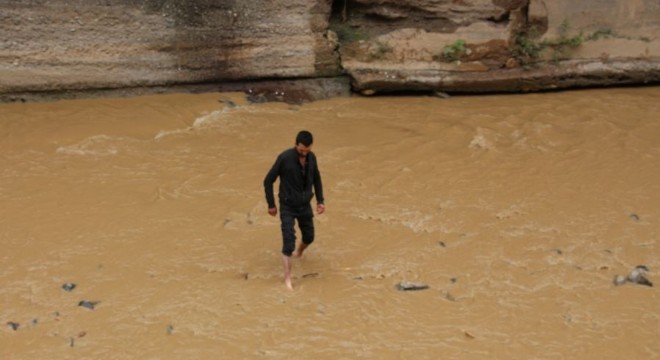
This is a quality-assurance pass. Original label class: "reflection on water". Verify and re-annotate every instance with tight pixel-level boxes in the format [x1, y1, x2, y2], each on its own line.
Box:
[1, 88, 659, 359]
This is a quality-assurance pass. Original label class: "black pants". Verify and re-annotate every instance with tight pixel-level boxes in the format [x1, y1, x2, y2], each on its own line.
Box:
[280, 204, 314, 256]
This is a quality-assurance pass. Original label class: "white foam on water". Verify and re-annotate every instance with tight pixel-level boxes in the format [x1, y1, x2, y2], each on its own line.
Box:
[154, 108, 237, 140]
[55, 135, 120, 156]
[192, 109, 227, 128]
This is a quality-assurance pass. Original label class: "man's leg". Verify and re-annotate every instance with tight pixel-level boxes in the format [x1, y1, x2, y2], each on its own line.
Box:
[282, 254, 293, 290]
[280, 208, 296, 289]
[294, 207, 315, 258]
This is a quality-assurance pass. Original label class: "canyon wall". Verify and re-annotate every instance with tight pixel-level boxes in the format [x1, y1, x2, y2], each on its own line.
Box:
[0, 0, 342, 101]
[340, 0, 660, 93]
[0, 0, 658, 101]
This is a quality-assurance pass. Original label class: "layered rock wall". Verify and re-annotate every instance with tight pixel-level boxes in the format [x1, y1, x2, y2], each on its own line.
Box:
[340, 0, 660, 93]
[0, 0, 339, 96]
[0, 0, 659, 100]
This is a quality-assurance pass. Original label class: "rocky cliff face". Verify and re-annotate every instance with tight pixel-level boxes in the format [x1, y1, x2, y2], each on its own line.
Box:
[338, 0, 660, 93]
[0, 0, 658, 101]
[0, 0, 341, 100]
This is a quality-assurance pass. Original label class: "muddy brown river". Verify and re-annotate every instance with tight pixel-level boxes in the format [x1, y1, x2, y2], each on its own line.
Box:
[1, 88, 659, 359]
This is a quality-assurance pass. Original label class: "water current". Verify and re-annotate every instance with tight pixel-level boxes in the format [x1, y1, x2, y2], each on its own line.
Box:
[1, 87, 659, 359]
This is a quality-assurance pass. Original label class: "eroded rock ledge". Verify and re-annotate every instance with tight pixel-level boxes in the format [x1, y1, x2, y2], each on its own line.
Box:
[337, 0, 660, 94]
[0, 0, 658, 102]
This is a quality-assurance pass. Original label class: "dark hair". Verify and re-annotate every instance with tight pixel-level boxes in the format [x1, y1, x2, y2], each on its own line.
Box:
[296, 130, 313, 146]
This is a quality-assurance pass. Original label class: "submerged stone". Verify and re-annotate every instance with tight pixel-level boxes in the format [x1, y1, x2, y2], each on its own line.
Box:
[628, 267, 653, 287]
[396, 281, 429, 291]
[613, 275, 626, 286]
[614, 266, 653, 287]
[62, 283, 76, 292]
[78, 300, 100, 310]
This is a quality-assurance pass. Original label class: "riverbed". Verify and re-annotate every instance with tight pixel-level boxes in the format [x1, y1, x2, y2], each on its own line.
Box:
[1, 87, 658, 358]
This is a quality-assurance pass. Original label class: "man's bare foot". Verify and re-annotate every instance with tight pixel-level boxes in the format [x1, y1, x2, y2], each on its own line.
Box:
[282, 254, 294, 290]
[293, 243, 309, 258]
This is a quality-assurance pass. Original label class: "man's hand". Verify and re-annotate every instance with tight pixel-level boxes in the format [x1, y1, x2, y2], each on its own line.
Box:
[317, 203, 325, 215]
[268, 207, 277, 216]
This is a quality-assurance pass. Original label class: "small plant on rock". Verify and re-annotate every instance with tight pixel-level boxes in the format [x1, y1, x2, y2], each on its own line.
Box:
[587, 28, 616, 41]
[442, 39, 467, 61]
[511, 20, 584, 65]
[547, 20, 584, 61]
[512, 32, 546, 64]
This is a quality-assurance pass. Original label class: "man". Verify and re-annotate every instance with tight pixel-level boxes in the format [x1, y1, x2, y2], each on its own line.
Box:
[264, 130, 325, 290]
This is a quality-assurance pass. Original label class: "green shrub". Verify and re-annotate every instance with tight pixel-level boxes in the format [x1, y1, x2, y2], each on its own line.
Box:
[442, 39, 466, 61]
[548, 21, 584, 61]
[511, 20, 584, 64]
[587, 28, 616, 41]
[512, 33, 547, 62]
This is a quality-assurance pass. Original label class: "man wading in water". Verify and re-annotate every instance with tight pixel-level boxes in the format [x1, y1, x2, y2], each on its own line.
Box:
[264, 130, 325, 290]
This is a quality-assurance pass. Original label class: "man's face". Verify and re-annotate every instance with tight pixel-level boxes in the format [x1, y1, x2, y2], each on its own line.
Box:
[295, 143, 312, 157]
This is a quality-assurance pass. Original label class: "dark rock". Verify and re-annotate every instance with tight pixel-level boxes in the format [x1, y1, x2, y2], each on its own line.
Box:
[613, 275, 626, 286]
[634, 276, 653, 287]
[396, 281, 429, 291]
[62, 283, 76, 292]
[615, 266, 654, 287]
[78, 300, 100, 310]
[219, 99, 237, 108]
[246, 91, 269, 104]
[628, 268, 653, 287]
[6, 321, 20, 331]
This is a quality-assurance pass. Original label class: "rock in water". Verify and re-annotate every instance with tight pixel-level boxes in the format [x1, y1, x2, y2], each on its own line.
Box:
[629, 267, 653, 286]
[613, 275, 626, 286]
[62, 283, 76, 292]
[396, 281, 429, 291]
[219, 99, 237, 108]
[616, 265, 654, 287]
[634, 276, 653, 287]
[78, 300, 100, 310]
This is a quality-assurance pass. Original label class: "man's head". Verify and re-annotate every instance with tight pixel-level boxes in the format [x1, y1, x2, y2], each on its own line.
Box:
[295, 130, 313, 157]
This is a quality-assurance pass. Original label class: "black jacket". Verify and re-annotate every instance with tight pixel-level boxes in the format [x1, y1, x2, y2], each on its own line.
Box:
[264, 147, 324, 209]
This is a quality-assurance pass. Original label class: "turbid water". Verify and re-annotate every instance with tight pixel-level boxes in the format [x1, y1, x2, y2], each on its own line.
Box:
[1, 88, 658, 359]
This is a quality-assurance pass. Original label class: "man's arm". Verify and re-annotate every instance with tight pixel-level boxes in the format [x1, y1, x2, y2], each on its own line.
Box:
[313, 158, 325, 214]
[264, 156, 281, 212]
